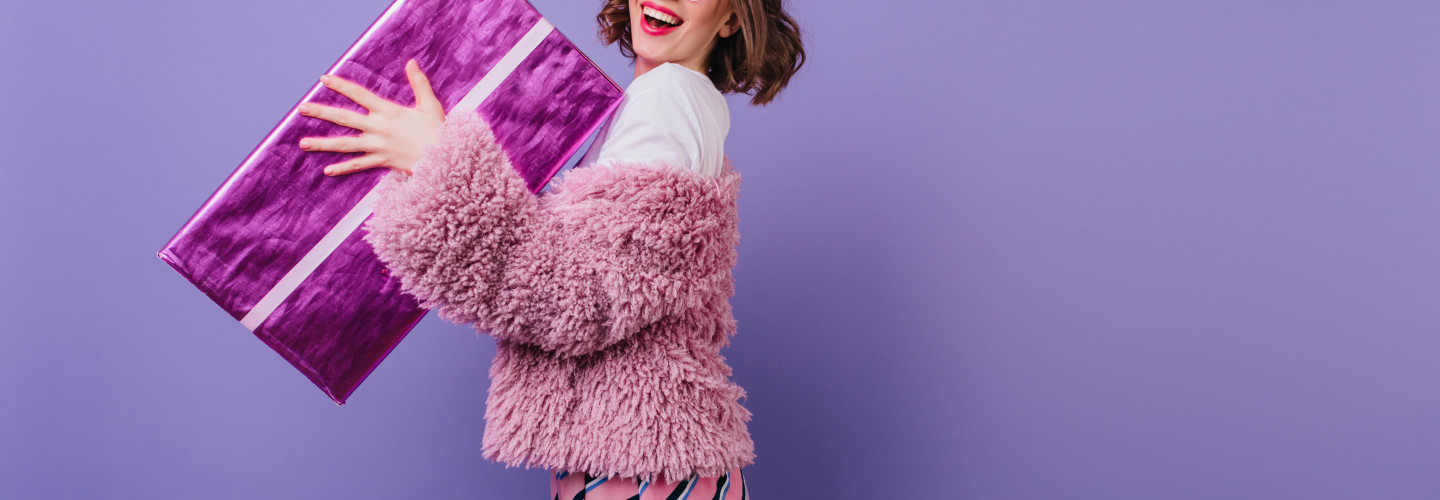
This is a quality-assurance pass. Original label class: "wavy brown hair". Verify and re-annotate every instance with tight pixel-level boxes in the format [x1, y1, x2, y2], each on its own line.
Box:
[597, 0, 805, 106]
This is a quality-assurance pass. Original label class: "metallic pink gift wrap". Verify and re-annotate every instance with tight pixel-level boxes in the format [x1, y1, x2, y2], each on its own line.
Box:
[157, 0, 624, 404]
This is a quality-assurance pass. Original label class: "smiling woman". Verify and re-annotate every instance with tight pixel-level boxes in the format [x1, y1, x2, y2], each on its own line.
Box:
[289, 0, 805, 497]
[599, 0, 805, 105]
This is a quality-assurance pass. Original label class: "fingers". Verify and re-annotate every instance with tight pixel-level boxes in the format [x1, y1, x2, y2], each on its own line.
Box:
[298, 134, 367, 153]
[319, 74, 391, 113]
[405, 59, 444, 116]
[298, 102, 373, 131]
[322, 153, 387, 176]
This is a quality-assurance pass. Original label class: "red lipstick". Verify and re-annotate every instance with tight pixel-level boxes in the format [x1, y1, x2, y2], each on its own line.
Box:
[638, 1, 683, 37]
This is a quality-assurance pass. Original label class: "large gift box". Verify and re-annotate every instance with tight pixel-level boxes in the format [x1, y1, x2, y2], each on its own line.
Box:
[157, 0, 624, 404]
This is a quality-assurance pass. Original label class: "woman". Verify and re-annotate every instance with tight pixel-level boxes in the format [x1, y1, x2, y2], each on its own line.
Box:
[296, 0, 803, 496]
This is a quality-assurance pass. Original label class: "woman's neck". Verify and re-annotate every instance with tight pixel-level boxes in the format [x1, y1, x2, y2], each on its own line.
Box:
[634, 57, 707, 80]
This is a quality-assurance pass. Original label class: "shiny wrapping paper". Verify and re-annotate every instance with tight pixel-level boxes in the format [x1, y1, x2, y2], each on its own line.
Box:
[157, 0, 624, 404]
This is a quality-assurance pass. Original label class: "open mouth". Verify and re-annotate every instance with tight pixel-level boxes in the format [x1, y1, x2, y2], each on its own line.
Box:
[641, 3, 684, 30]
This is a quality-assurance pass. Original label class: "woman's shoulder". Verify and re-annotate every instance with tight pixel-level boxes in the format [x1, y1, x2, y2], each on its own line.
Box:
[586, 63, 730, 178]
[623, 63, 729, 132]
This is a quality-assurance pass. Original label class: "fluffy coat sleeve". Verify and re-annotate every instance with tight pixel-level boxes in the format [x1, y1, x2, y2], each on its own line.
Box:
[360, 111, 739, 358]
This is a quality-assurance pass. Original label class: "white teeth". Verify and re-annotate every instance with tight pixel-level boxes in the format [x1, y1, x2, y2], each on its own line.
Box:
[642, 5, 681, 26]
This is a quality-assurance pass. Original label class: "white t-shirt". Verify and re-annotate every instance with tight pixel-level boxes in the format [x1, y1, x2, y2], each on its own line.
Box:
[576, 62, 729, 177]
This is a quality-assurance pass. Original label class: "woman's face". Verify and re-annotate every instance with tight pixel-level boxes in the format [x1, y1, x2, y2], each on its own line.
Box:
[628, 0, 739, 74]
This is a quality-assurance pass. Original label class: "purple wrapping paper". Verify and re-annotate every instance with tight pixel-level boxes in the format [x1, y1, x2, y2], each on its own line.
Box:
[157, 0, 625, 404]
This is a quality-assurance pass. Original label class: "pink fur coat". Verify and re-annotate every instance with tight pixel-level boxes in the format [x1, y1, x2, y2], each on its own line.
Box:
[361, 111, 754, 483]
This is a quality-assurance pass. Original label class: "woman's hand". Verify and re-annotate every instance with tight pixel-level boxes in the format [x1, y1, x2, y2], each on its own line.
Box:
[297, 58, 445, 177]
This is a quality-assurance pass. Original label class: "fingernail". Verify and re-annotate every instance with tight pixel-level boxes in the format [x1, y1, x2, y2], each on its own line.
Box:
[299, 139, 310, 149]
[298, 104, 310, 114]
[320, 75, 331, 85]
[324, 167, 335, 175]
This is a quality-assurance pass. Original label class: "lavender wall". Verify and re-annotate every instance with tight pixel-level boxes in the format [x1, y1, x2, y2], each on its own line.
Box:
[3, 0, 1438, 498]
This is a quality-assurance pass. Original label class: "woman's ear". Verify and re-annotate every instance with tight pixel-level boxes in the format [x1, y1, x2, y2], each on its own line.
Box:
[718, 10, 741, 38]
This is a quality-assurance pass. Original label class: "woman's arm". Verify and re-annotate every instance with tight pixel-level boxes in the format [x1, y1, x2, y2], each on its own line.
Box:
[360, 111, 713, 357]
[299, 61, 735, 357]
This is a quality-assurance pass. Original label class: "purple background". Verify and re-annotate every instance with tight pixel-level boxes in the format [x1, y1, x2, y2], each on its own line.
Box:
[2, 0, 1438, 498]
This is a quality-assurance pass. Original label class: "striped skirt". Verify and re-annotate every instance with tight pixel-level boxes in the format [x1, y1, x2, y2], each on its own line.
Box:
[548, 467, 749, 500]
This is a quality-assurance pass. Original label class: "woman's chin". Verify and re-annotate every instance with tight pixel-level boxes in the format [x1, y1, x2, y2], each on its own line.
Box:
[632, 48, 670, 67]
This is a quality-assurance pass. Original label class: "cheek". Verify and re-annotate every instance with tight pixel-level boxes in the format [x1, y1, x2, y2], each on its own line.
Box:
[686, 9, 724, 36]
